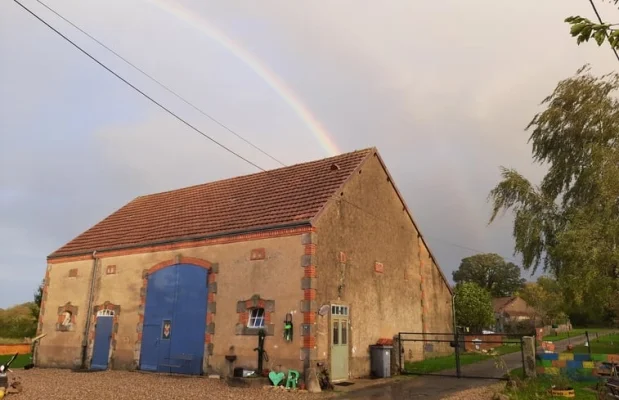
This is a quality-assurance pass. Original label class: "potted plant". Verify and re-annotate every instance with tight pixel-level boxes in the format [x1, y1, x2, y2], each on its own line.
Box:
[549, 375, 575, 398]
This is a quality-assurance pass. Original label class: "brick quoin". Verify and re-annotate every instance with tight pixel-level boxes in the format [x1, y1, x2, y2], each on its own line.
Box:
[303, 336, 316, 348]
[301, 233, 317, 355]
[304, 312, 316, 324]
[304, 244, 316, 255]
[239, 312, 249, 324]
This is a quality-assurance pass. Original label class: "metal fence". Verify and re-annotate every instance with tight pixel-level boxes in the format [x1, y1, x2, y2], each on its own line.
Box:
[397, 331, 534, 379]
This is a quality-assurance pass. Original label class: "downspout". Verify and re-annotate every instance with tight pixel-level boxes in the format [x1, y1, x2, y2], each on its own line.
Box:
[452, 292, 462, 378]
[81, 250, 98, 369]
[451, 293, 457, 335]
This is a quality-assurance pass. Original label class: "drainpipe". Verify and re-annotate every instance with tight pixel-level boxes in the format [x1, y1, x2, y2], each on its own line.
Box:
[452, 293, 462, 378]
[80, 250, 98, 369]
[451, 293, 457, 336]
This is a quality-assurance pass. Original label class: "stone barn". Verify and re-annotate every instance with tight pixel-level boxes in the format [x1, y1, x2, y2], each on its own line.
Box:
[36, 147, 453, 381]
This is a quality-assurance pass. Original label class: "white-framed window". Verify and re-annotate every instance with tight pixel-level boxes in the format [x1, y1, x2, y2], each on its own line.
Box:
[247, 308, 265, 328]
[97, 309, 115, 317]
[331, 305, 349, 316]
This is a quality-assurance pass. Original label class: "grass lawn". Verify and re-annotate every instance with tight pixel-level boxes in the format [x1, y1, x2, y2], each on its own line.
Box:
[569, 333, 619, 354]
[0, 353, 31, 369]
[0, 337, 27, 345]
[404, 344, 522, 374]
[542, 328, 605, 342]
[507, 368, 599, 399]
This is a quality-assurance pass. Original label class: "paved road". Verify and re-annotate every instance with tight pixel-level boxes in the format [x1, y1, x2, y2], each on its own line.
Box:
[339, 335, 589, 400]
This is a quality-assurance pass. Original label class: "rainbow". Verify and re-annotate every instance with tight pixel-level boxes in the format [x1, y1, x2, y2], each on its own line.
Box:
[144, 0, 340, 157]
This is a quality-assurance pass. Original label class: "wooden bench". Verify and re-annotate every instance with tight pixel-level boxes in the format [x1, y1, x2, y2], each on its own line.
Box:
[160, 354, 194, 369]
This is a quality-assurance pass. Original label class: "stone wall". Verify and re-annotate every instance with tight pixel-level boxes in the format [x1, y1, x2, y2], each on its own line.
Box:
[314, 152, 453, 379]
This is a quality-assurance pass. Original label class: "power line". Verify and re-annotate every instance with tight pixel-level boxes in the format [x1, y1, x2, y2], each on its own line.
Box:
[13, 0, 267, 173]
[33, 0, 286, 167]
[336, 196, 521, 264]
[13, 0, 519, 266]
[588, 0, 619, 62]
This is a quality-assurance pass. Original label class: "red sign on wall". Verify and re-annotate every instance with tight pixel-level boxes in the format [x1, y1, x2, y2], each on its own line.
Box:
[374, 262, 384, 273]
[250, 248, 266, 261]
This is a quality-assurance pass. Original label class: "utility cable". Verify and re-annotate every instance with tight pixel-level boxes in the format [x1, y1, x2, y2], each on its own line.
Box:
[33, 0, 286, 167]
[13, 0, 268, 173]
[13, 0, 520, 267]
[588, 0, 619, 62]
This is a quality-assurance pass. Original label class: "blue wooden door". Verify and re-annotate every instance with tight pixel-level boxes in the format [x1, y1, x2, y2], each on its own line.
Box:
[169, 265, 208, 374]
[139, 264, 208, 375]
[91, 316, 114, 370]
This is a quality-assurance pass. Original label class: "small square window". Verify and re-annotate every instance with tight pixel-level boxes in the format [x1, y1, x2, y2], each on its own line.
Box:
[247, 308, 265, 328]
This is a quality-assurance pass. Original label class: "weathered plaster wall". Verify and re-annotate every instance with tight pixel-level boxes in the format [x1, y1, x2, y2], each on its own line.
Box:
[36, 259, 93, 368]
[38, 232, 308, 374]
[314, 153, 453, 378]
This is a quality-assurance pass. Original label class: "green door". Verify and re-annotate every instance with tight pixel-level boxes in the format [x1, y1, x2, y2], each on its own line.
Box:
[330, 305, 349, 381]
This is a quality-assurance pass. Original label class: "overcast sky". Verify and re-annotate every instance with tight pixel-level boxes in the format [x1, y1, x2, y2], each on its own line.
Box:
[1, 0, 617, 308]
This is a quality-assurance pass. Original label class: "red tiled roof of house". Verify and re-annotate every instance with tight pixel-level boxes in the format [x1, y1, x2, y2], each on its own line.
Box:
[493, 296, 537, 317]
[492, 297, 515, 312]
[49, 148, 375, 258]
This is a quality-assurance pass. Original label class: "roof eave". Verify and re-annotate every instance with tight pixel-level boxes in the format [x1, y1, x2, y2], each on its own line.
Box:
[47, 219, 313, 260]
[310, 147, 376, 224]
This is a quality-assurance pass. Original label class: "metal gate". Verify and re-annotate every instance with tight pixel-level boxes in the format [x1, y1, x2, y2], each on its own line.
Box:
[139, 264, 208, 375]
[398, 331, 533, 379]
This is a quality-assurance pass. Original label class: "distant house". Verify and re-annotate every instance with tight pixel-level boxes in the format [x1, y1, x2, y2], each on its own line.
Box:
[493, 296, 537, 332]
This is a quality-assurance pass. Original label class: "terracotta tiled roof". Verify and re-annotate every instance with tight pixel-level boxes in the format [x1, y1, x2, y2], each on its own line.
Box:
[49, 148, 375, 258]
[493, 296, 537, 317]
[492, 297, 515, 312]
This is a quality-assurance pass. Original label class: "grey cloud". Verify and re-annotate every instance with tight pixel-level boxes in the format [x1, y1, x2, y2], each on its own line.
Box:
[1, 0, 616, 306]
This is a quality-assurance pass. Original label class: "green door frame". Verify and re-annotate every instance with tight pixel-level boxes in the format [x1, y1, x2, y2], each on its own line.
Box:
[330, 304, 350, 381]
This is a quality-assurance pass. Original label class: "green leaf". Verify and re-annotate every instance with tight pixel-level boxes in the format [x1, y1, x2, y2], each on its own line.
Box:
[594, 30, 606, 46]
[570, 22, 588, 36]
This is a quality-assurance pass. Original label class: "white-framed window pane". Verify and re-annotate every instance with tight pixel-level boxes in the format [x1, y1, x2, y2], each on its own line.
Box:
[248, 308, 265, 328]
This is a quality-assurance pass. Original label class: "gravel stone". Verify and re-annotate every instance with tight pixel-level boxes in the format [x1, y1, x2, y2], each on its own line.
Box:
[440, 382, 505, 400]
[8, 369, 333, 400]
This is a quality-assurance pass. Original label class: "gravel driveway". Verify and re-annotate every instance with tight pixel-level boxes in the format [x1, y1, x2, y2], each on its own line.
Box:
[7, 369, 331, 400]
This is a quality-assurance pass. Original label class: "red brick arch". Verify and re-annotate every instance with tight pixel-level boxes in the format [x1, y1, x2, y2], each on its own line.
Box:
[148, 256, 212, 274]
[135, 256, 218, 370]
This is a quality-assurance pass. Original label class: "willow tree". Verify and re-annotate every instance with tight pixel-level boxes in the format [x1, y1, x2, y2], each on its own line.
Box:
[489, 66, 619, 321]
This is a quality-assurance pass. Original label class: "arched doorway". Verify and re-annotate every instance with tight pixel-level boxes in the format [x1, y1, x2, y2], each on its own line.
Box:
[139, 263, 208, 375]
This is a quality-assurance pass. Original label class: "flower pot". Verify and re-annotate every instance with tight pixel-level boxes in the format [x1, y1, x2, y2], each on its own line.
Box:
[549, 388, 575, 397]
